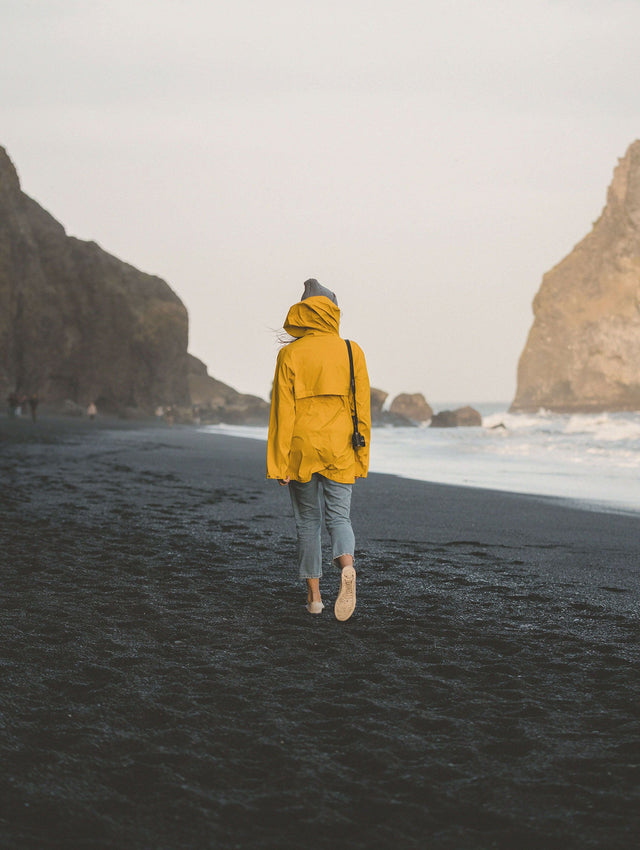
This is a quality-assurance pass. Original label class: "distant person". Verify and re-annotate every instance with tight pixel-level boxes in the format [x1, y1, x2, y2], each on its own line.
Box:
[7, 391, 19, 418]
[87, 402, 97, 420]
[267, 279, 370, 620]
[28, 394, 39, 422]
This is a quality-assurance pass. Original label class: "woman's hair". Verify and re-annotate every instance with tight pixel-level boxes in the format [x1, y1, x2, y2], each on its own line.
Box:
[277, 330, 296, 347]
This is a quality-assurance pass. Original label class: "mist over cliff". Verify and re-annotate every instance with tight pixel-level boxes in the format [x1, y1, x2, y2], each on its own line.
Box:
[512, 140, 640, 413]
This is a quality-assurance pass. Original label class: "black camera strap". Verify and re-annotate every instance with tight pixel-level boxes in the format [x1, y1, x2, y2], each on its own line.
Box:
[345, 339, 359, 434]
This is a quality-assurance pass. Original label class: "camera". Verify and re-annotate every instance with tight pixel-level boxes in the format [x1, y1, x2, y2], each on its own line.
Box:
[352, 431, 366, 449]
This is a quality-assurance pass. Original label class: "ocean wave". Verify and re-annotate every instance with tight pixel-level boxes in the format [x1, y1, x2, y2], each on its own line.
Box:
[202, 411, 640, 511]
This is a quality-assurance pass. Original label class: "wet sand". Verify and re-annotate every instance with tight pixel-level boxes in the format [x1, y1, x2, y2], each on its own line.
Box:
[1, 416, 639, 849]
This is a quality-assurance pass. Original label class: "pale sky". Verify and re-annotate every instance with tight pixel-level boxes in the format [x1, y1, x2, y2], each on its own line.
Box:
[2, 0, 639, 404]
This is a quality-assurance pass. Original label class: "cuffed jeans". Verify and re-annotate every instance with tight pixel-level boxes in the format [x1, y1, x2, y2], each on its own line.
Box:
[289, 473, 355, 580]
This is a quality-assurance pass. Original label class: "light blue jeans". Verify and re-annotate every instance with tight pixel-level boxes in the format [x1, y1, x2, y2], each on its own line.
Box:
[289, 474, 355, 580]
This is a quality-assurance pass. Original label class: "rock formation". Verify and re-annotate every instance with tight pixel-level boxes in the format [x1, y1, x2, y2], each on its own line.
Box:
[370, 387, 388, 421]
[188, 355, 269, 424]
[389, 392, 433, 423]
[430, 406, 482, 428]
[0, 145, 269, 423]
[0, 146, 190, 413]
[511, 140, 640, 412]
[368, 387, 415, 426]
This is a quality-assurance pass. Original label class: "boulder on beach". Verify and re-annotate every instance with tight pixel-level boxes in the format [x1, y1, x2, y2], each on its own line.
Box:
[370, 387, 388, 420]
[369, 387, 414, 425]
[512, 139, 640, 413]
[430, 406, 482, 428]
[389, 392, 433, 423]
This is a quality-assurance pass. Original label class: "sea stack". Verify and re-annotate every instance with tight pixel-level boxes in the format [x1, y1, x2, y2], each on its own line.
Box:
[0, 146, 190, 412]
[511, 140, 640, 413]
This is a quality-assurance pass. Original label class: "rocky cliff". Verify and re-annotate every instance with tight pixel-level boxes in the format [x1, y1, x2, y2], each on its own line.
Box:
[0, 146, 190, 412]
[511, 140, 640, 412]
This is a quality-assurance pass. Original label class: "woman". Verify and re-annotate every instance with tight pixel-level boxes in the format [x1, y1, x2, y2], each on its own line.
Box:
[267, 279, 370, 620]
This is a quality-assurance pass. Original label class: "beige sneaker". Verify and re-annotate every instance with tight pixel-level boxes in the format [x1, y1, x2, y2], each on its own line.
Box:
[334, 565, 356, 621]
[306, 600, 325, 614]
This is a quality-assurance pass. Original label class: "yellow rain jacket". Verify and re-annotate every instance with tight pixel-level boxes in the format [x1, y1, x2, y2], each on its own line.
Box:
[267, 296, 370, 484]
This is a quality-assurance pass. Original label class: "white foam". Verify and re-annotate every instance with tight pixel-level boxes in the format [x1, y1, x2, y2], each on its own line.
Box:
[201, 410, 640, 512]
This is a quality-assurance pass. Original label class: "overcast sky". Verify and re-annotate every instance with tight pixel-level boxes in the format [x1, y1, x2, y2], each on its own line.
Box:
[2, 0, 639, 404]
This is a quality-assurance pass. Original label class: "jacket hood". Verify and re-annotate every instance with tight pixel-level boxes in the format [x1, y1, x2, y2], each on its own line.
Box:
[284, 296, 341, 338]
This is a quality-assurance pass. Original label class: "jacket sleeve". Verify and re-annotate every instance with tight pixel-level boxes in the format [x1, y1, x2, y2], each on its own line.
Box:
[266, 348, 296, 480]
[352, 342, 371, 478]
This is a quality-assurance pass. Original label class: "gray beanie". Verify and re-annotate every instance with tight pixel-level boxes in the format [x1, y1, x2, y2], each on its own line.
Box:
[301, 278, 338, 306]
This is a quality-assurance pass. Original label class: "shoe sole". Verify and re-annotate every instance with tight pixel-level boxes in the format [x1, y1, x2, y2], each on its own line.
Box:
[334, 565, 356, 621]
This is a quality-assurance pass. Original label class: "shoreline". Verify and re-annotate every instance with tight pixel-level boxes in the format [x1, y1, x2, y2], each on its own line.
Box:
[197, 419, 640, 518]
[3, 412, 639, 518]
[3, 411, 638, 622]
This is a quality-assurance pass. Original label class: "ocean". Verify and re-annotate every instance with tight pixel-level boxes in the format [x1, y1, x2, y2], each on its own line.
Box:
[201, 404, 640, 514]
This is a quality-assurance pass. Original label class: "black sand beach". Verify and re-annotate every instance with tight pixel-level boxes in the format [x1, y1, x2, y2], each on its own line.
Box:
[1, 417, 639, 849]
